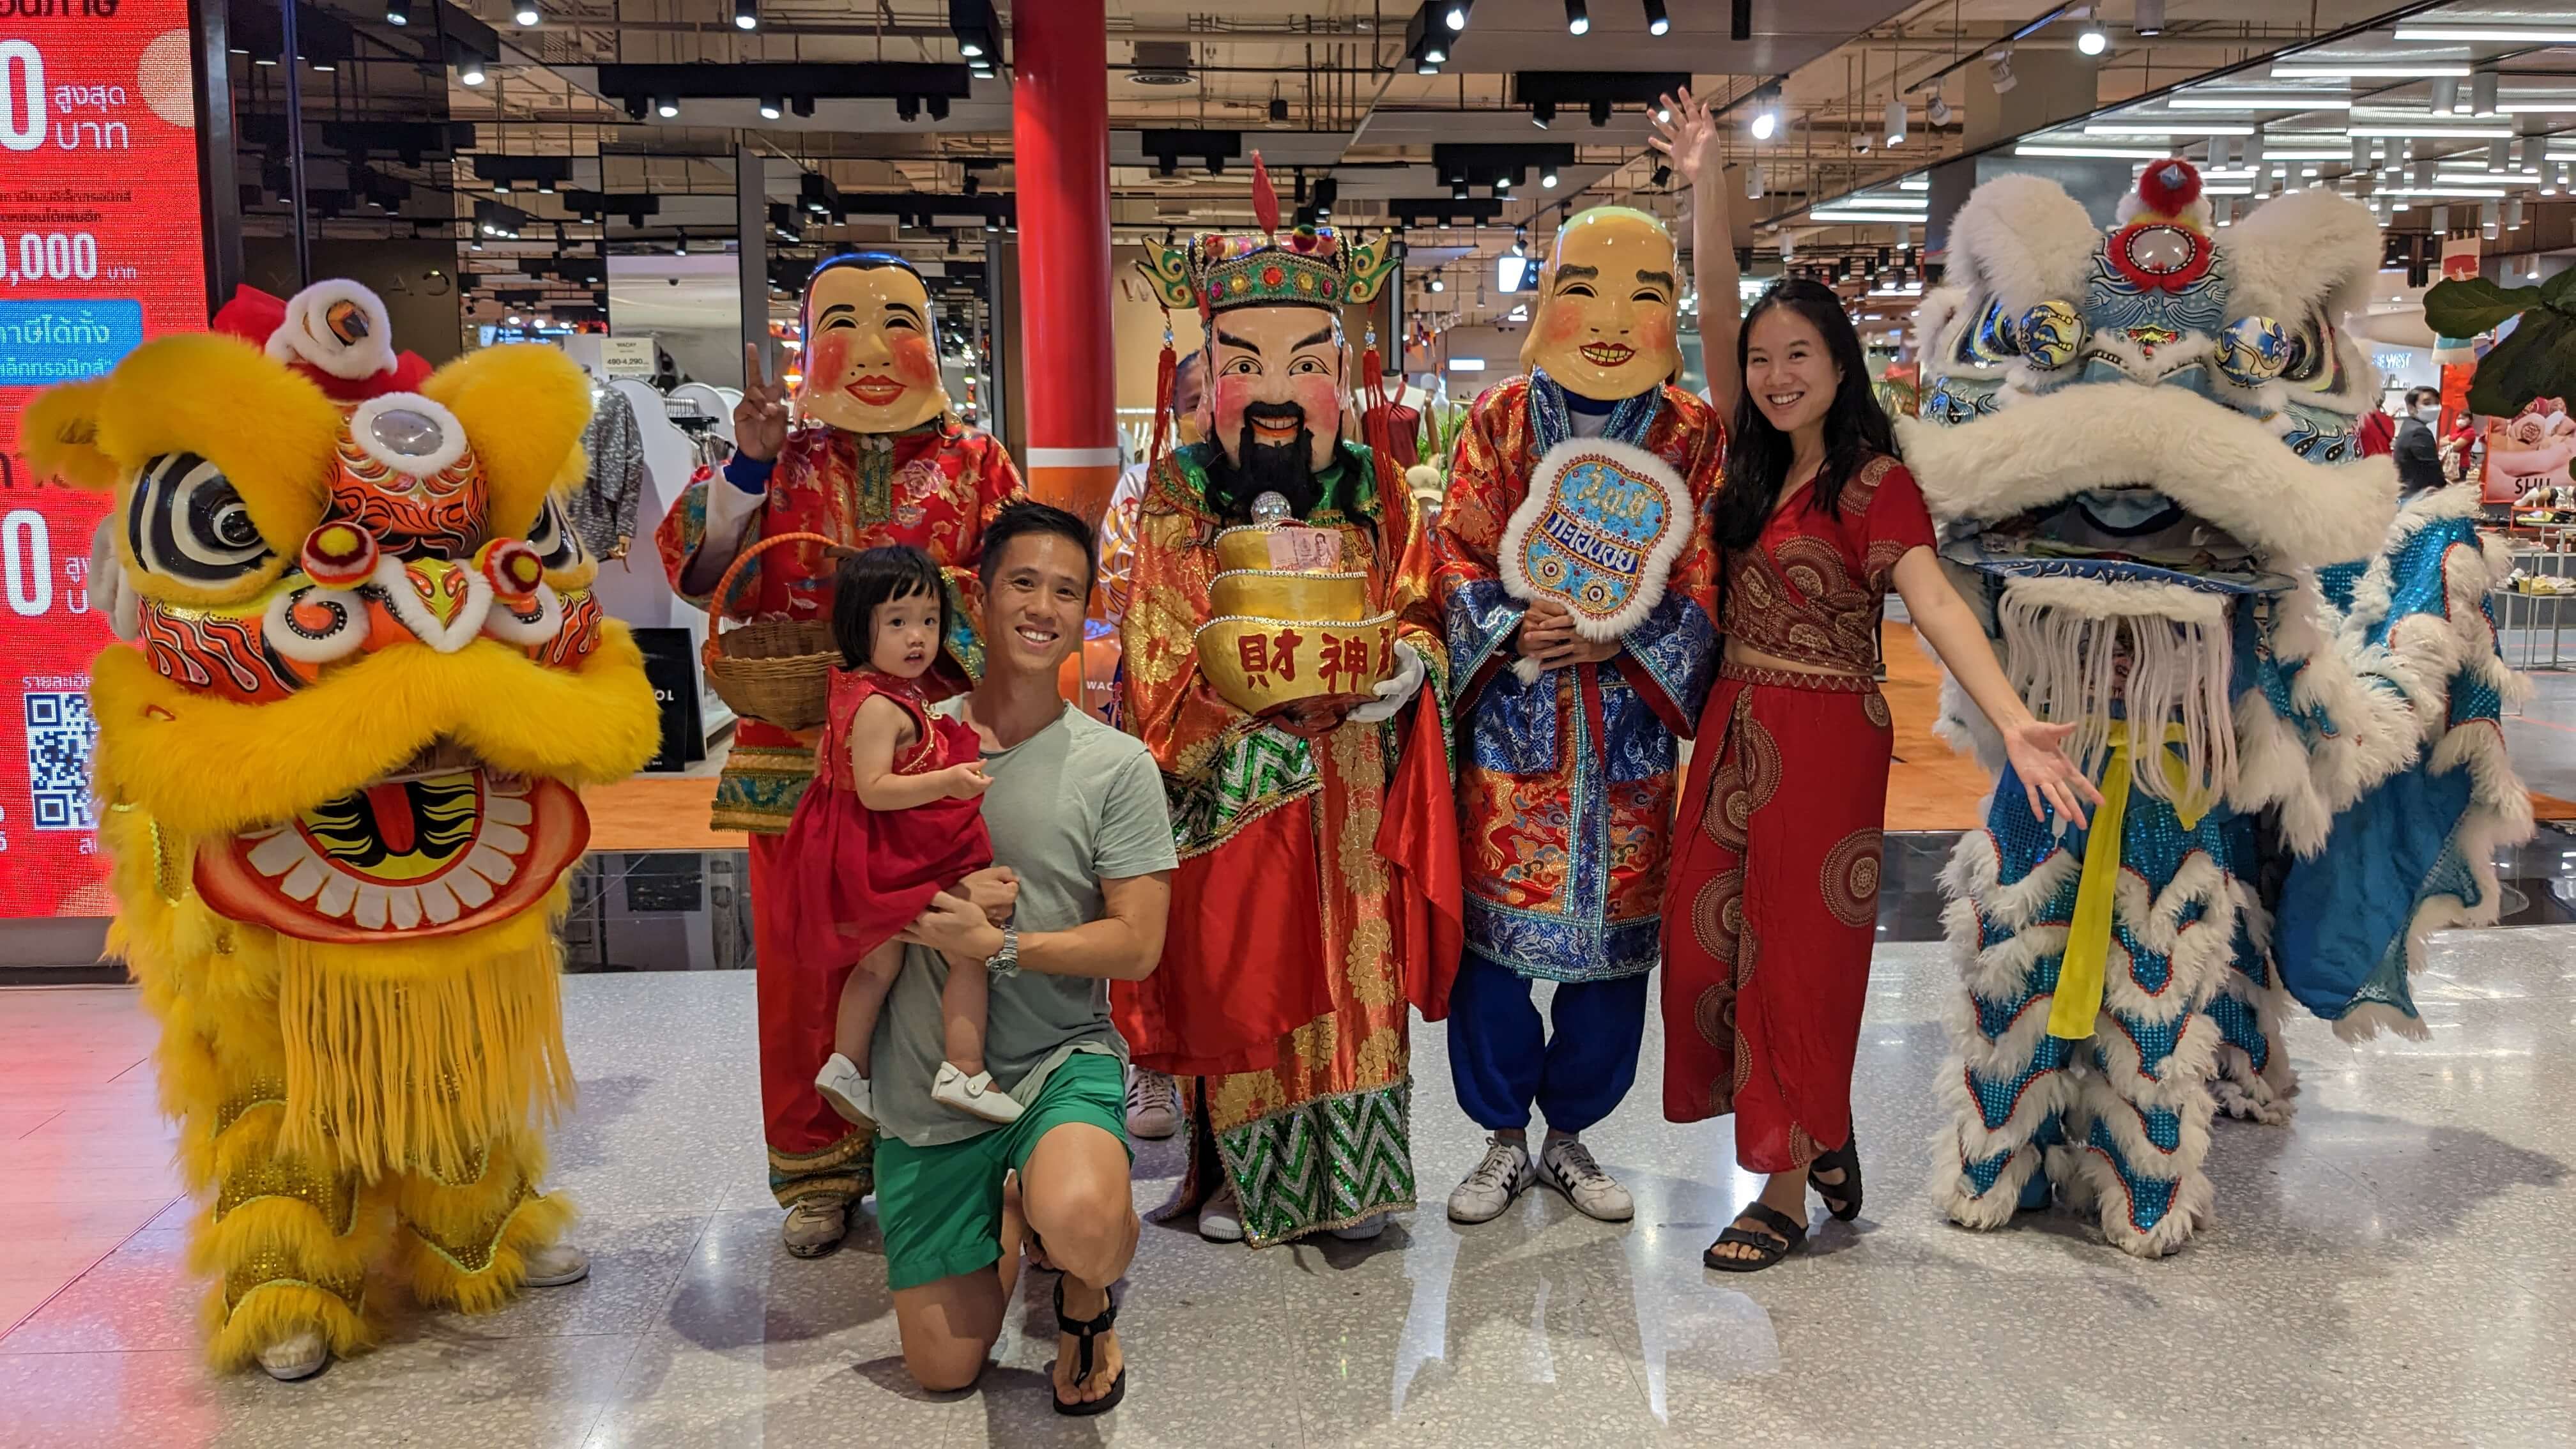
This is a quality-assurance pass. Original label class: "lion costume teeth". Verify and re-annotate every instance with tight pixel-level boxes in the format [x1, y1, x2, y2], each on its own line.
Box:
[1908, 163, 2531, 1259]
[28, 281, 658, 1370]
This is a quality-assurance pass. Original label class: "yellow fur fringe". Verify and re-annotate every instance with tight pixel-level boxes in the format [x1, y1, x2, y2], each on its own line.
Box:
[204, 1278, 376, 1373]
[402, 1190, 575, 1314]
[274, 915, 573, 1184]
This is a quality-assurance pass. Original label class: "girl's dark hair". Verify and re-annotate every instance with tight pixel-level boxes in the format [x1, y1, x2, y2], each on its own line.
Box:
[830, 544, 948, 671]
[1711, 278, 1898, 551]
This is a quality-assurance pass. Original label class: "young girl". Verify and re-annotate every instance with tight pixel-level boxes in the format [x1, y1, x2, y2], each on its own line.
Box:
[772, 545, 1023, 1126]
[1660, 280, 2101, 1271]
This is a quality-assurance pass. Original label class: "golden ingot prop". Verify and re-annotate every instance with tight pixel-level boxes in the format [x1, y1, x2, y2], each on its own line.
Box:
[1194, 518, 1396, 714]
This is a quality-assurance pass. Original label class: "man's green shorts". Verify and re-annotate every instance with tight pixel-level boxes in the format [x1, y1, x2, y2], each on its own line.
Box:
[873, 1050, 1131, 1291]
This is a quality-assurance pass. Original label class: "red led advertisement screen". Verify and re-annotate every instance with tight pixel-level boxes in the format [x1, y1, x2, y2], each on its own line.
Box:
[0, 4, 206, 916]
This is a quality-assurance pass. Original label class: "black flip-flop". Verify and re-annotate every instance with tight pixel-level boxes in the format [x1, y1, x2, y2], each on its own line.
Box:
[1051, 1276, 1126, 1416]
[1703, 1202, 1807, 1273]
[1809, 1135, 1864, 1222]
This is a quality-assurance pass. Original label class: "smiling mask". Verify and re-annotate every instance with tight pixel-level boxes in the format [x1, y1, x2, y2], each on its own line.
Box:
[1519, 206, 1682, 402]
[797, 256, 950, 434]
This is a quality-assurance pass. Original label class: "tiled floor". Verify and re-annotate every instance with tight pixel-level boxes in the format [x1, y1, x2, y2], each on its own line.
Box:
[3, 919, 2571, 1447]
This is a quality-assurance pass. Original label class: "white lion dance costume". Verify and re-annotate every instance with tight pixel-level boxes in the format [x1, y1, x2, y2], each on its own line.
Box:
[1904, 162, 2530, 1255]
[25, 282, 659, 1368]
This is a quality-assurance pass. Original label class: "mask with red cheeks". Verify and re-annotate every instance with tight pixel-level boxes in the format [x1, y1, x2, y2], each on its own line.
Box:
[796, 259, 952, 435]
[1204, 303, 1347, 473]
[1517, 206, 1683, 402]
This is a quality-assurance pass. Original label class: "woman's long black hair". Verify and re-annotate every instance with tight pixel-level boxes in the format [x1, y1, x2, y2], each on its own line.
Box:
[829, 544, 948, 671]
[1710, 278, 1898, 551]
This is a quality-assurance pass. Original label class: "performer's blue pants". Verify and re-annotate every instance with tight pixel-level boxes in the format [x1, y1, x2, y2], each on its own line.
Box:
[1447, 953, 1650, 1135]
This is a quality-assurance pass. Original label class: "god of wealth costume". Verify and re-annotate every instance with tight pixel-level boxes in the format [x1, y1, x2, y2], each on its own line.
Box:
[1413, 206, 1721, 1147]
[1905, 162, 2531, 1257]
[23, 280, 661, 1370]
[1121, 165, 1464, 1245]
[654, 253, 1023, 1236]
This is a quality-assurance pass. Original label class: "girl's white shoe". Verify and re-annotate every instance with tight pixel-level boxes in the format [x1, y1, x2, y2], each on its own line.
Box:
[931, 1062, 1025, 1123]
[815, 1053, 874, 1126]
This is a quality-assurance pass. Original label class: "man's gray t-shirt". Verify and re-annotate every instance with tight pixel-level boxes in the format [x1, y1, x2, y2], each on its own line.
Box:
[868, 699, 1177, 1149]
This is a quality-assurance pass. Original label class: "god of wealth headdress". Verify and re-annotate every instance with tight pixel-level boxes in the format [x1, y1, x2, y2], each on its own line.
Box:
[1137, 154, 1399, 319]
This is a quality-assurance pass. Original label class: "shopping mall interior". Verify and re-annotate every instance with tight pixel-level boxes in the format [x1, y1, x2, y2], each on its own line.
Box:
[3, 0, 2573, 1444]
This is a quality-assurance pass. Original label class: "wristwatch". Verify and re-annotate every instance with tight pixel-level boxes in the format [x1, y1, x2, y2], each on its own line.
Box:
[985, 924, 1020, 979]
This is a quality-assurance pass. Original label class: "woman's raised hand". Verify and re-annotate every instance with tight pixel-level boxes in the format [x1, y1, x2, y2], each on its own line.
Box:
[1648, 84, 1719, 181]
[2001, 717, 2106, 829]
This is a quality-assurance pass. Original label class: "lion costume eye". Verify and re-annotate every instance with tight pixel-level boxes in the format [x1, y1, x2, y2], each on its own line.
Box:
[128, 452, 275, 584]
[523, 494, 587, 573]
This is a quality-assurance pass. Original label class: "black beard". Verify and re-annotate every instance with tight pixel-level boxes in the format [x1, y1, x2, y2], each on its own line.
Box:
[1207, 421, 1324, 523]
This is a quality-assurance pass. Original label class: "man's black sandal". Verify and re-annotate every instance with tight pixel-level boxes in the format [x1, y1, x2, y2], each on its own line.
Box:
[1051, 1277, 1126, 1417]
[1809, 1137, 1864, 1222]
[1703, 1202, 1806, 1273]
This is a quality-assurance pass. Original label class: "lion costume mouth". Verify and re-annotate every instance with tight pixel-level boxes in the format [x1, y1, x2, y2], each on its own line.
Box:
[194, 751, 588, 942]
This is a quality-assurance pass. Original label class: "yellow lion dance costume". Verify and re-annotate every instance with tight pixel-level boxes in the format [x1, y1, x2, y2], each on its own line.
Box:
[23, 281, 659, 1377]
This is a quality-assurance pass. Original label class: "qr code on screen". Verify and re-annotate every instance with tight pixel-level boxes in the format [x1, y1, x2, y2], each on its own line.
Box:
[24, 690, 98, 832]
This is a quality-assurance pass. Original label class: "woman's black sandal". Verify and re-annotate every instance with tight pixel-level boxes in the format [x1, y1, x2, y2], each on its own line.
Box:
[1809, 1137, 1864, 1222]
[1703, 1202, 1806, 1272]
[1051, 1277, 1126, 1417]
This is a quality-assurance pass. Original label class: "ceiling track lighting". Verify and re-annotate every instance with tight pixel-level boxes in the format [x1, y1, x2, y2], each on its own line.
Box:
[1445, 0, 1472, 31]
[1746, 164, 1763, 199]
[1564, 0, 1588, 37]
[1926, 86, 1952, 127]
[1749, 85, 1782, 140]
[2135, 0, 2165, 36]
[1589, 98, 1613, 126]
[1643, 0, 1669, 35]
[513, 1, 539, 26]
[2430, 77, 2460, 114]
[1531, 99, 1556, 128]
[1650, 162, 1672, 188]
[1729, 0, 1750, 41]
[733, 0, 757, 28]
[1540, 166, 1559, 188]
[949, 0, 997, 58]
[2074, 12, 2110, 57]
[385, 0, 410, 23]
[759, 93, 783, 120]
[1885, 97, 1907, 146]
[1987, 49, 2016, 96]
[654, 93, 678, 119]
[2471, 71, 2499, 118]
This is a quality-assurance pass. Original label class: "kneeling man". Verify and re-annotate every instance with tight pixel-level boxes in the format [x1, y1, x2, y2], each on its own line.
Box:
[873, 502, 1177, 1412]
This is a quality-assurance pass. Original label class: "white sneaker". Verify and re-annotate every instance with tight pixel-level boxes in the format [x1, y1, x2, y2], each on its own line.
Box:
[257, 1329, 328, 1382]
[1538, 1136, 1636, 1222]
[1126, 1067, 1179, 1139]
[1447, 1136, 1537, 1225]
[931, 1062, 1026, 1123]
[521, 1241, 590, 1287]
[781, 1199, 848, 1259]
[1198, 1183, 1246, 1242]
[814, 1053, 874, 1126]
[1328, 1214, 1387, 1241]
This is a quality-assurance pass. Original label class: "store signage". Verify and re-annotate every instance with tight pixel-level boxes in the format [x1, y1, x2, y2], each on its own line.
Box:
[0, 2, 206, 917]
[599, 335, 655, 378]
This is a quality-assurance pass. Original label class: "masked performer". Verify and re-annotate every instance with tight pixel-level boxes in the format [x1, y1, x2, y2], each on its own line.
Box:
[1905, 163, 2529, 1257]
[1409, 206, 1721, 1227]
[656, 254, 1024, 1258]
[26, 280, 661, 1378]
[1120, 163, 1460, 1246]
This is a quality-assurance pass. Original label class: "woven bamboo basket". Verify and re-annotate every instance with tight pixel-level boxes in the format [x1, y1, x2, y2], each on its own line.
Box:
[700, 530, 841, 731]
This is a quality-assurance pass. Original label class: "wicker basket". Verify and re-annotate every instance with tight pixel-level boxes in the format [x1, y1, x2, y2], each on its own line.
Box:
[700, 531, 841, 731]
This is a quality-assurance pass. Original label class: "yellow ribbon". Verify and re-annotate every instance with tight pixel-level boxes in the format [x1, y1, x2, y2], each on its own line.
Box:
[2043, 721, 2214, 1042]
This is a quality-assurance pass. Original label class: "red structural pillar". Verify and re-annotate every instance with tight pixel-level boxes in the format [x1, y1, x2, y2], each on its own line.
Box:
[1011, 0, 1117, 527]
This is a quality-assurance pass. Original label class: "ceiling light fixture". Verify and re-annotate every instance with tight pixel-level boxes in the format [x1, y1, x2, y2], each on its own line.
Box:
[2012, 142, 2170, 158]
[1749, 86, 1782, 139]
[2134, 0, 2165, 36]
[514, 1, 539, 24]
[385, 0, 410, 24]
[2390, 23, 2576, 43]
[1540, 166, 1559, 187]
[760, 94, 783, 120]
[2167, 93, 2353, 110]
[1885, 98, 1906, 146]
[1745, 164, 1763, 199]
[457, 57, 487, 86]
[2075, 19, 2110, 57]
[1926, 87, 1953, 126]
[1987, 49, 2017, 95]
[733, 0, 757, 29]
[1531, 99, 1556, 128]
[1445, 0, 1472, 30]
[2271, 62, 2472, 79]
[656, 93, 678, 119]
[1564, 1, 1588, 36]
[2343, 123, 2514, 138]
[1589, 98, 1613, 126]
[1644, 0, 1670, 36]
[2471, 71, 2499, 118]
[2430, 77, 2460, 114]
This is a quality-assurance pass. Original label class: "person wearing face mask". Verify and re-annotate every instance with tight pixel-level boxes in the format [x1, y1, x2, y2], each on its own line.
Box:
[1413, 202, 1725, 1229]
[2394, 386, 2448, 498]
[1117, 166, 1459, 1248]
[655, 252, 1027, 1262]
[1661, 280, 2100, 1271]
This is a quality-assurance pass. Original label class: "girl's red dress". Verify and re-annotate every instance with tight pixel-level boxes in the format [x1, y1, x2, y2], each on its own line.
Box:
[766, 668, 994, 981]
[1660, 455, 1936, 1173]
